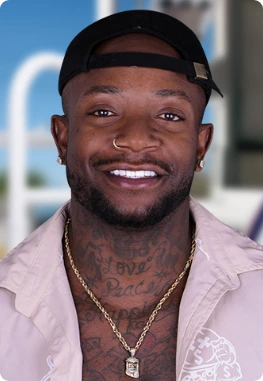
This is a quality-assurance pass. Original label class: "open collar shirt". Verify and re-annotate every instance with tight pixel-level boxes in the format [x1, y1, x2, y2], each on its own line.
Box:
[0, 197, 263, 381]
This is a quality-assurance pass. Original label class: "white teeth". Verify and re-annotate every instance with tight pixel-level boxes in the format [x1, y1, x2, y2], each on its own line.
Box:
[110, 170, 157, 178]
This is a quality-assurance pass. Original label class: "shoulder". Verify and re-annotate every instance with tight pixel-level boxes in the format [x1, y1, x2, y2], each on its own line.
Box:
[0, 201, 70, 294]
[190, 197, 263, 274]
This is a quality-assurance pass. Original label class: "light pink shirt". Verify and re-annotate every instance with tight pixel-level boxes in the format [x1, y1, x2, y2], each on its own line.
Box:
[1, 198, 263, 381]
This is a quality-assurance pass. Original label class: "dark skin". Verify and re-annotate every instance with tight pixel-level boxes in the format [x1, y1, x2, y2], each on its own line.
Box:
[51, 34, 213, 380]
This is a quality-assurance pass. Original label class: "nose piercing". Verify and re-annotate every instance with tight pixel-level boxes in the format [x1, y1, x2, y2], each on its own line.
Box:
[113, 138, 121, 149]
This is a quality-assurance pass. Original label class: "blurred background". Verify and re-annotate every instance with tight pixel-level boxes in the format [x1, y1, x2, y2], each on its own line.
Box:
[0, 0, 263, 258]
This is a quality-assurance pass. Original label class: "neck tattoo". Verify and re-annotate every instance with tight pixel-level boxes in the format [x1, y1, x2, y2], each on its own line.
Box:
[64, 217, 196, 379]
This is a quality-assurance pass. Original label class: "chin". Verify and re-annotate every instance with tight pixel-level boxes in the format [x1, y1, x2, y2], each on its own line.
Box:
[72, 185, 192, 230]
[67, 166, 194, 229]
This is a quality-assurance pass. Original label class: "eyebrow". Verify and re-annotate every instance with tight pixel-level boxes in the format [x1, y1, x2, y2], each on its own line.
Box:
[154, 89, 192, 104]
[80, 85, 123, 100]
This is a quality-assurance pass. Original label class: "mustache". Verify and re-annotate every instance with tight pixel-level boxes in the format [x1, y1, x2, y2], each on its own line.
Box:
[91, 154, 172, 174]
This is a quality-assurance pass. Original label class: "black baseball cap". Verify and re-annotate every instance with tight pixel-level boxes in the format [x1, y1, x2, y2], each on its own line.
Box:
[59, 9, 222, 103]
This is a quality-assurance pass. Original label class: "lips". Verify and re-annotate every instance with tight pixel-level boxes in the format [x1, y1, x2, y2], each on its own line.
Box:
[104, 166, 166, 190]
[97, 161, 169, 175]
[95, 161, 169, 190]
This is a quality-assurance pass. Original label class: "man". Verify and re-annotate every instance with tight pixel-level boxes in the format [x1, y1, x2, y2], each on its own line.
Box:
[0, 9, 263, 381]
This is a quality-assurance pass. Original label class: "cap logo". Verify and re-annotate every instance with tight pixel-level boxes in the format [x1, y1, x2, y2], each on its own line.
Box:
[194, 62, 208, 80]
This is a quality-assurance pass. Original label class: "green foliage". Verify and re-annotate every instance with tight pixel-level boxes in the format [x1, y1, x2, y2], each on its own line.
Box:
[0, 171, 47, 197]
[0, 172, 7, 196]
[27, 171, 46, 188]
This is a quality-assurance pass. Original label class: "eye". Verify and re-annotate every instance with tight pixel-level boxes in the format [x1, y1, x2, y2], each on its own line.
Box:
[90, 109, 115, 117]
[158, 112, 181, 121]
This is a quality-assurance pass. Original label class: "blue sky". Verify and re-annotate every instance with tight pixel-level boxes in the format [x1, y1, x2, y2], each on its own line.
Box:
[0, 0, 212, 187]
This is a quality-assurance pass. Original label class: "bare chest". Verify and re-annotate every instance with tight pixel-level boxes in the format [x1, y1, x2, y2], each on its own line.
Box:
[75, 298, 179, 381]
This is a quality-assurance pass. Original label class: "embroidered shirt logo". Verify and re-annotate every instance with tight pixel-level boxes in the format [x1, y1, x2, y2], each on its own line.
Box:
[181, 327, 242, 381]
[40, 356, 54, 381]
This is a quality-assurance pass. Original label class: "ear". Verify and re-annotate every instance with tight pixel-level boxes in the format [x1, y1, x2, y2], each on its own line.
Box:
[51, 115, 68, 165]
[195, 123, 214, 172]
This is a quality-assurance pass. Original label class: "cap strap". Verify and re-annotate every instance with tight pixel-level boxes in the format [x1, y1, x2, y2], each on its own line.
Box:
[86, 52, 222, 98]
[88, 52, 199, 77]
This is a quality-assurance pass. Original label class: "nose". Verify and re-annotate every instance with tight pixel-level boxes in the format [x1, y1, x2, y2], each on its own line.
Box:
[113, 117, 160, 152]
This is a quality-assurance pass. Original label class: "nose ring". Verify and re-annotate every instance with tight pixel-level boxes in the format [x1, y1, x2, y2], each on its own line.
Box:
[113, 138, 121, 149]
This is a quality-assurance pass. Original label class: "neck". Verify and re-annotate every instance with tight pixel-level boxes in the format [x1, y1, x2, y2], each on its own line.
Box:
[64, 196, 193, 306]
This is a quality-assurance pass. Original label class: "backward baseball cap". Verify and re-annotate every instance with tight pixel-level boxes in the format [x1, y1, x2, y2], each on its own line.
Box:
[58, 9, 222, 103]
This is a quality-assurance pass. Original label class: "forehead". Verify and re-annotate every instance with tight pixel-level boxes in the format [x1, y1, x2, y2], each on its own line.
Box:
[93, 33, 182, 59]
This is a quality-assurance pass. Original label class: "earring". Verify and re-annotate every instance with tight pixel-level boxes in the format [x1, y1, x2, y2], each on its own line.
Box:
[57, 156, 63, 165]
[198, 159, 205, 169]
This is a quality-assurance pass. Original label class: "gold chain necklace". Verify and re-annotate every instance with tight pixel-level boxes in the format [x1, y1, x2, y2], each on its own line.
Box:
[64, 217, 196, 379]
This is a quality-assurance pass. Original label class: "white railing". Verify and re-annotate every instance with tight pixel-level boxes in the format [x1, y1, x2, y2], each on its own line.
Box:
[7, 52, 69, 249]
[96, 0, 115, 19]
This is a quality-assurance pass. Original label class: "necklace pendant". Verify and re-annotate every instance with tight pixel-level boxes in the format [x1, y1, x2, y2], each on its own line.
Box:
[125, 349, 139, 378]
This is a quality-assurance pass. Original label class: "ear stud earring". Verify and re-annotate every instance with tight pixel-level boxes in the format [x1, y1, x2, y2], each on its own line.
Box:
[57, 156, 63, 165]
[198, 159, 205, 169]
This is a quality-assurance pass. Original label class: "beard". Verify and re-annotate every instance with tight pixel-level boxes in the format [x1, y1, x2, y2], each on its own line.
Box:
[66, 165, 194, 229]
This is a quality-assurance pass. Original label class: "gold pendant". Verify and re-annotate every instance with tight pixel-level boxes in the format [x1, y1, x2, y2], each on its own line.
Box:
[125, 348, 139, 378]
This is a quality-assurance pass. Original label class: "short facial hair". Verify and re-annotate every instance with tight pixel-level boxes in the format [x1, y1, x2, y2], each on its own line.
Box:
[66, 165, 195, 229]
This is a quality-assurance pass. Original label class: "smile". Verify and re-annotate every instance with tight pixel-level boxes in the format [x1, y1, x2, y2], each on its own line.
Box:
[109, 170, 158, 179]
